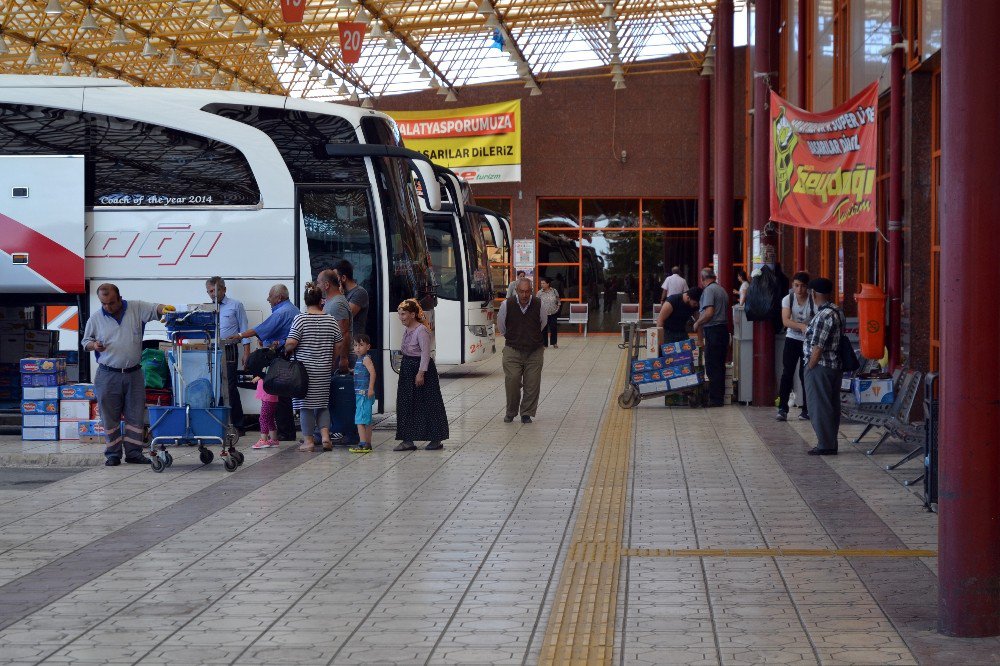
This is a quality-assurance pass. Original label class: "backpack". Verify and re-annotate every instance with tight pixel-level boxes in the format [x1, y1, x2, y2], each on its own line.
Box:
[745, 266, 781, 322]
[245, 347, 277, 378]
[263, 356, 309, 399]
[819, 304, 860, 372]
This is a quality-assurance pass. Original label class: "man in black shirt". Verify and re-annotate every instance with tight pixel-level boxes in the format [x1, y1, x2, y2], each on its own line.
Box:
[656, 287, 702, 343]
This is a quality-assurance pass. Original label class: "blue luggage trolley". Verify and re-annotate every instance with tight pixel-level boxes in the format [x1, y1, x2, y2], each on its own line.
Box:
[146, 309, 243, 472]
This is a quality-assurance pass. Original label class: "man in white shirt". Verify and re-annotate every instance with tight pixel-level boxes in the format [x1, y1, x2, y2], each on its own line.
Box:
[777, 272, 815, 421]
[660, 266, 689, 303]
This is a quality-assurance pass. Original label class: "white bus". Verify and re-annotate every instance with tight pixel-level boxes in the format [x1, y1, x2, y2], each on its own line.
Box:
[0, 75, 444, 414]
[420, 170, 498, 365]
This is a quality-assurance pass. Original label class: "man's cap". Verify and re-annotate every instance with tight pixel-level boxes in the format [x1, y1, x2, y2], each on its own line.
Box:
[810, 277, 833, 295]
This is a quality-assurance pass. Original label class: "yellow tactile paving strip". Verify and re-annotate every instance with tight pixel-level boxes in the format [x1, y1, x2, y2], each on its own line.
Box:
[623, 547, 937, 558]
[540, 351, 633, 666]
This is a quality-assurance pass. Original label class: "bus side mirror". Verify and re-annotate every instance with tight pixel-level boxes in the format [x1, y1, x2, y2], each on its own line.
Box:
[412, 161, 442, 211]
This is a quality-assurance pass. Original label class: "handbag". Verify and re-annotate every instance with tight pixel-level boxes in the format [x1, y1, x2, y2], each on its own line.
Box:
[838, 334, 861, 372]
[263, 356, 310, 399]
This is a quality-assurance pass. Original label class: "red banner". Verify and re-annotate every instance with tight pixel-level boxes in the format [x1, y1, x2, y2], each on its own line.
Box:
[770, 82, 879, 232]
[338, 22, 366, 64]
[280, 0, 306, 23]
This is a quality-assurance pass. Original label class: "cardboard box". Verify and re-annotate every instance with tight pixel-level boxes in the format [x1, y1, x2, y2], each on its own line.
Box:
[60, 400, 97, 420]
[0, 386, 22, 400]
[21, 399, 59, 415]
[0, 307, 32, 321]
[59, 384, 97, 400]
[661, 339, 696, 356]
[661, 350, 695, 367]
[19, 358, 67, 374]
[22, 386, 58, 400]
[853, 378, 895, 405]
[638, 380, 668, 395]
[65, 365, 80, 383]
[22, 427, 58, 441]
[24, 414, 58, 427]
[632, 358, 666, 372]
[0, 321, 33, 332]
[58, 420, 80, 440]
[22, 340, 57, 357]
[0, 334, 24, 363]
[21, 372, 67, 387]
[667, 374, 701, 391]
[23, 330, 58, 344]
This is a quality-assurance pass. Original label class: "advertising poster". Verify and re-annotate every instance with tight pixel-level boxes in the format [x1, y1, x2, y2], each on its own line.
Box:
[770, 82, 879, 232]
[388, 100, 521, 184]
[513, 238, 535, 277]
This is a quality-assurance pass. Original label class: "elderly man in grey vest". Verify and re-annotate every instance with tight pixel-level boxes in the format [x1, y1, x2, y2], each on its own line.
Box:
[496, 277, 548, 424]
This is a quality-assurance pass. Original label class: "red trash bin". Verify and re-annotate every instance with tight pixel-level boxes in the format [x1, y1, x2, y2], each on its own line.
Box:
[855, 283, 886, 360]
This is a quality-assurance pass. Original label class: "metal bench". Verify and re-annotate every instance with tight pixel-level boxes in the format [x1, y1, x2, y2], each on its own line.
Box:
[841, 368, 923, 456]
[556, 302, 589, 337]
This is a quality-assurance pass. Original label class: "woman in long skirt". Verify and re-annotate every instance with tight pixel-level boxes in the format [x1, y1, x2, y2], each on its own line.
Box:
[394, 298, 449, 451]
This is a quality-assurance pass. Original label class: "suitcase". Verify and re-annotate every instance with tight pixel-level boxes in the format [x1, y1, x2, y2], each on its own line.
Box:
[328, 371, 359, 444]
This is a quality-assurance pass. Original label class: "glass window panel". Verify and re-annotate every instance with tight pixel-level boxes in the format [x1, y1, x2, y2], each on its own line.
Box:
[423, 213, 461, 301]
[537, 229, 581, 264]
[538, 199, 580, 228]
[535, 265, 580, 308]
[582, 199, 640, 229]
[643, 199, 698, 228]
[476, 197, 511, 218]
[642, 231, 698, 306]
[582, 230, 639, 332]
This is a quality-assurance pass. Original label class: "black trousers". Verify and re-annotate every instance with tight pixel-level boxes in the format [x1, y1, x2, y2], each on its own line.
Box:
[703, 325, 729, 406]
[222, 359, 244, 430]
[778, 337, 807, 414]
[543, 314, 558, 346]
[275, 395, 296, 440]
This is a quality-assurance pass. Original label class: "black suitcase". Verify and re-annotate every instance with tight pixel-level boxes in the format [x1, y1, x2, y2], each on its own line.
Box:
[328, 371, 359, 444]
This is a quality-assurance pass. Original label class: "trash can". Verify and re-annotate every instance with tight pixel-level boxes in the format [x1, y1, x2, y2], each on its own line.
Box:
[855, 283, 886, 360]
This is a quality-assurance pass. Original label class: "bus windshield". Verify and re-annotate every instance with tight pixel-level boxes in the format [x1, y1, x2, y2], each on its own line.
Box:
[361, 117, 435, 310]
[422, 213, 460, 301]
[462, 213, 493, 304]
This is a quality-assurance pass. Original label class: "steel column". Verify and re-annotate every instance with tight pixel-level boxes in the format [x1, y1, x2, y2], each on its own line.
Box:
[698, 70, 712, 272]
[938, 0, 1000, 638]
[887, 0, 904, 370]
[751, 0, 780, 406]
[714, 0, 734, 297]
[795, 0, 808, 271]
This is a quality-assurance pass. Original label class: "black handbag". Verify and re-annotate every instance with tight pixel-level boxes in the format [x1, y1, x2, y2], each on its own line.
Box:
[838, 334, 861, 373]
[263, 356, 310, 399]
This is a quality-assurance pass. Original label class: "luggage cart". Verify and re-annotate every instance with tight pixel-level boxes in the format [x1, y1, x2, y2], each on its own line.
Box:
[616, 320, 705, 409]
[146, 309, 243, 473]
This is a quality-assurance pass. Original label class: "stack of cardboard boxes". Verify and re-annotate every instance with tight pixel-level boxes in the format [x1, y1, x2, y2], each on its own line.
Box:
[630, 339, 702, 395]
[20, 358, 69, 441]
[57, 383, 101, 443]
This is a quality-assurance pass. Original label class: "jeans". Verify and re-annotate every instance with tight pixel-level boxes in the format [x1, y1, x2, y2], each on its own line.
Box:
[703, 325, 730, 406]
[778, 337, 807, 414]
[543, 314, 558, 346]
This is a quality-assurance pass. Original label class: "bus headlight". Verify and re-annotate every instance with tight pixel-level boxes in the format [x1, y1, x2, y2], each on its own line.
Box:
[467, 324, 489, 338]
[389, 350, 403, 374]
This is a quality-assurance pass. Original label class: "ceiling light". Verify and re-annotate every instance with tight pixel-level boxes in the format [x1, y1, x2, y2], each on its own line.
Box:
[445, 90, 457, 102]
[610, 44, 620, 55]
[166, 49, 181, 67]
[208, 2, 227, 22]
[384, 36, 397, 50]
[614, 80, 625, 90]
[610, 54, 622, 65]
[349, 90, 360, 102]
[230, 79, 241, 91]
[80, 10, 99, 31]
[45, 0, 63, 17]
[292, 53, 306, 69]
[60, 57, 74, 75]
[361, 97, 373, 108]
[477, 0, 493, 15]
[612, 73, 624, 83]
[601, 5, 616, 19]
[141, 38, 159, 57]
[310, 64, 321, 78]
[89, 64, 99, 76]
[611, 64, 623, 75]
[190, 61, 204, 77]
[427, 77, 436, 88]
[524, 80, 533, 88]
[408, 56, 421, 71]
[529, 87, 541, 96]
[275, 41, 288, 57]
[111, 25, 129, 46]
[324, 72, 335, 86]
[25, 46, 42, 67]
[232, 15, 250, 36]
[253, 31, 270, 48]
[338, 0, 354, 8]
[396, 47, 409, 61]
[0, 35, 8, 55]
[211, 70, 225, 85]
[337, 82, 349, 95]
[370, 23, 384, 38]
[356, 7, 371, 24]
[436, 84, 448, 95]
[419, 66, 431, 79]
[485, 14, 499, 29]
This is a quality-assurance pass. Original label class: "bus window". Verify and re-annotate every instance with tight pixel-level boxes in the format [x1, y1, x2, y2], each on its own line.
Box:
[422, 214, 460, 301]
[463, 213, 493, 303]
[300, 188, 377, 333]
[361, 117, 434, 309]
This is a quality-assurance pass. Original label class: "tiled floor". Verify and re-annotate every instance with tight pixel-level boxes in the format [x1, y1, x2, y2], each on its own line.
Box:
[0, 338, 996, 665]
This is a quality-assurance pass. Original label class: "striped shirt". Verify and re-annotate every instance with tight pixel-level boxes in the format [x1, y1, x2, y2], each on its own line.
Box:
[288, 313, 343, 409]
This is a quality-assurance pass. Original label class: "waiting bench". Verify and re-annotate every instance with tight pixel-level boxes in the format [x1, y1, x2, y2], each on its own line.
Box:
[841, 368, 923, 456]
[556, 303, 589, 337]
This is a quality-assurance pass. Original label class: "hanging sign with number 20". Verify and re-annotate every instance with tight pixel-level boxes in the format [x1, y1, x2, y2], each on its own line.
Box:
[338, 22, 367, 64]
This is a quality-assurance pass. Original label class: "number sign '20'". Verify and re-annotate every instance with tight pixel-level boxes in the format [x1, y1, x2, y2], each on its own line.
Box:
[338, 22, 367, 64]
[281, 0, 305, 24]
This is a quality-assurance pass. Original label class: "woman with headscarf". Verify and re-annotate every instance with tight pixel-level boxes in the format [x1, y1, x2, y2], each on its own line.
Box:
[393, 298, 449, 451]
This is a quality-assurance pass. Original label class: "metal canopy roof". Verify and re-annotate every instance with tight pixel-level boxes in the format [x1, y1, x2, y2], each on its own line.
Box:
[0, 0, 721, 101]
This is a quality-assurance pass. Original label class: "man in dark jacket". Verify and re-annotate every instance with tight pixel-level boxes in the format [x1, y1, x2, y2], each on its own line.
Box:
[497, 278, 548, 424]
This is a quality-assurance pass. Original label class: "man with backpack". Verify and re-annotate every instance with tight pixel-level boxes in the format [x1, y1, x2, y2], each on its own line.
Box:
[776, 272, 814, 422]
[802, 277, 843, 455]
